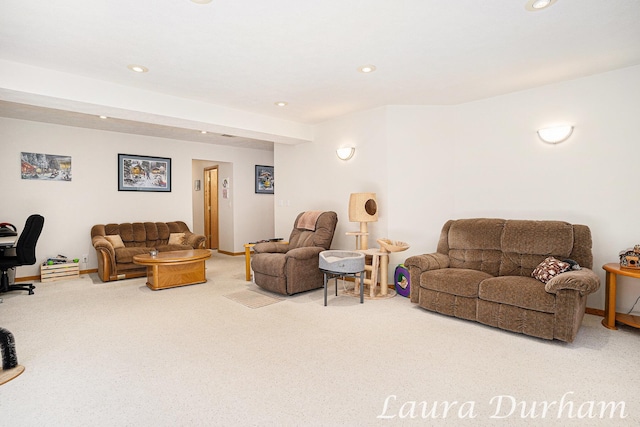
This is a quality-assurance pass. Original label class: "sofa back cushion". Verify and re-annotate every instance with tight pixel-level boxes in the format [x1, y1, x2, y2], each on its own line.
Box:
[100, 221, 191, 247]
[447, 218, 505, 276]
[288, 211, 338, 250]
[499, 220, 574, 277]
[440, 218, 594, 278]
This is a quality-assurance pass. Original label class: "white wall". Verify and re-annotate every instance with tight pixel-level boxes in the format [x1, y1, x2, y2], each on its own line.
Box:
[1, 117, 274, 278]
[275, 65, 640, 311]
[274, 107, 389, 248]
[229, 160, 275, 248]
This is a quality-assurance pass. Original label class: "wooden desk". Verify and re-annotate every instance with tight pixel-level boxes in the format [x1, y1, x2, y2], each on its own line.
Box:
[602, 263, 640, 330]
[133, 249, 211, 290]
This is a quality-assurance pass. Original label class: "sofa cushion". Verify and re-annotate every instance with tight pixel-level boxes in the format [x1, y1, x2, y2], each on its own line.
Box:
[501, 220, 574, 255]
[115, 247, 152, 264]
[499, 220, 574, 276]
[251, 253, 287, 277]
[421, 268, 492, 297]
[447, 219, 505, 276]
[479, 276, 556, 313]
[155, 244, 192, 252]
[168, 232, 185, 245]
[105, 234, 125, 249]
[448, 218, 504, 250]
[531, 257, 571, 283]
[449, 249, 503, 276]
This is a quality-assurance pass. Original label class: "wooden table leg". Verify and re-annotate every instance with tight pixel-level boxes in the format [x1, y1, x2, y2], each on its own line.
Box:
[602, 271, 618, 330]
[244, 244, 252, 282]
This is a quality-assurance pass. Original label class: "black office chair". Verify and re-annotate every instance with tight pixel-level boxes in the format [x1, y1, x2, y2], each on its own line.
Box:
[0, 214, 45, 296]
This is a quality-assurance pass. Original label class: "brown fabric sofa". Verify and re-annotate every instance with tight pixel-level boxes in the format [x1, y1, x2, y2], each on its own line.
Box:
[251, 211, 338, 295]
[404, 218, 600, 342]
[91, 221, 206, 282]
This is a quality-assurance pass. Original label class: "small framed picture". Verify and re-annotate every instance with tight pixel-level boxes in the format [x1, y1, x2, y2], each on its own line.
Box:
[255, 165, 274, 194]
[118, 154, 171, 192]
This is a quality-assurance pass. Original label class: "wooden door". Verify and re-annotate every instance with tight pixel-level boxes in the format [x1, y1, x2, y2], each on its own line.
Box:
[204, 167, 219, 249]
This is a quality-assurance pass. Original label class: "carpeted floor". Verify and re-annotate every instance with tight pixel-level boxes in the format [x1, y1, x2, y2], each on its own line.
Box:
[224, 289, 283, 309]
[0, 251, 638, 426]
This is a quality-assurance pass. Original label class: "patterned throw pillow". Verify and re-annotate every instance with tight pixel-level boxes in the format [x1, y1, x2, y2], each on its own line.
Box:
[105, 234, 125, 249]
[168, 232, 185, 245]
[532, 257, 571, 283]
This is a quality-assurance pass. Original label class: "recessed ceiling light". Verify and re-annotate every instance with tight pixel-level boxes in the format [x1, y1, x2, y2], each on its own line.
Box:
[525, 0, 557, 11]
[99, 115, 108, 119]
[275, 101, 288, 107]
[127, 64, 149, 73]
[357, 65, 377, 73]
[200, 130, 207, 134]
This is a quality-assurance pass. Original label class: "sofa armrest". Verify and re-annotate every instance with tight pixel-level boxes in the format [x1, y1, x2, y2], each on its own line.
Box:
[545, 268, 600, 296]
[91, 235, 116, 281]
[404, 253, 450, 303]
[92, 235, 114, 257]
[404, 253, 450, 272]
[253, 242, 290, 254]
[184, 231, 206, 249]
[286, 246, 324, 261]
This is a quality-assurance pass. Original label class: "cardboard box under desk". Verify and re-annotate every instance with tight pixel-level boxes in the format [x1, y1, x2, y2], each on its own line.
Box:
[40, 262, 80, 282]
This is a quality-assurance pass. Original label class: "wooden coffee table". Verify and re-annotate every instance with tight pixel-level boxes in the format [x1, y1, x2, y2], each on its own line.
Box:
[133, 249, 211, 290]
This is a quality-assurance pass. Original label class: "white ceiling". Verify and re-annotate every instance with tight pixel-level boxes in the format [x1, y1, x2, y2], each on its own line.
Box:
[1, 0, 639, 148]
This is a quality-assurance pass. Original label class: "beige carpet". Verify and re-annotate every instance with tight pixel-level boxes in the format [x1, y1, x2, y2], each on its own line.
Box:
[1, 251, 639, 426]
[223, 289, 283, 308]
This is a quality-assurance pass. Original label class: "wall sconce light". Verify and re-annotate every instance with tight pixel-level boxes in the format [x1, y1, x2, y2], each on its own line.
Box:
[525, 0, 557, 12]
[537, 125, 574, 144]
[336, 147, 355, 160]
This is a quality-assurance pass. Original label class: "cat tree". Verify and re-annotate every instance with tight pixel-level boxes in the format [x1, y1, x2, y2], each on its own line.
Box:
[346, 192, 378, 250]
[346, 192, 409, 297]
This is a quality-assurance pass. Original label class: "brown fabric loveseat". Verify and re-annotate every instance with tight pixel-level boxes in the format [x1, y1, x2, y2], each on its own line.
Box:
[91, 221, 206, 282]
[404, 218, 600, 342]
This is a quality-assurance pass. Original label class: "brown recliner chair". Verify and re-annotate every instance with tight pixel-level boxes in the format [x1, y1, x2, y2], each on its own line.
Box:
[251, 211, 338, 295]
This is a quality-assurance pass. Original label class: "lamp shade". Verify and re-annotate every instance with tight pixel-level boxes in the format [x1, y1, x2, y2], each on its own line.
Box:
[537, 125, 574, 144]
[336, 147, 355, 160]
[349, 193, 378, 222]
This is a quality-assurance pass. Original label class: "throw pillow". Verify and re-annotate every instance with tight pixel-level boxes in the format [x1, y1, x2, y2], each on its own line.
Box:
[105, 234, 125, 249]
[168, 232, 185, 245]
[532, 256, 571, 283]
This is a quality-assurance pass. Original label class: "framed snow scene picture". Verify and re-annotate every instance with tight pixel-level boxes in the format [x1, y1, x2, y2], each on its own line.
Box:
[118, 154, 171, 192]
[21, 152, 72, 181]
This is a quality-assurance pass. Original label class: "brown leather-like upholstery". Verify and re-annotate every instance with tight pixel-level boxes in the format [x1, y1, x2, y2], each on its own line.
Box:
[405, 219, 600, 342]
[91, 221, 206, 282]
[251, 211, 338, 295]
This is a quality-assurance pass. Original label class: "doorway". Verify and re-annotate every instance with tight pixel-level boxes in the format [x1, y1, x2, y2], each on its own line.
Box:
[204, 166, 219, 249]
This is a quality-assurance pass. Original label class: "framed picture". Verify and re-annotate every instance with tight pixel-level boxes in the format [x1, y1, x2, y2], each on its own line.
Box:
[118, 154, 171, 192]
[255, 165, 274, 194]
[21, 152, 72, 181]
